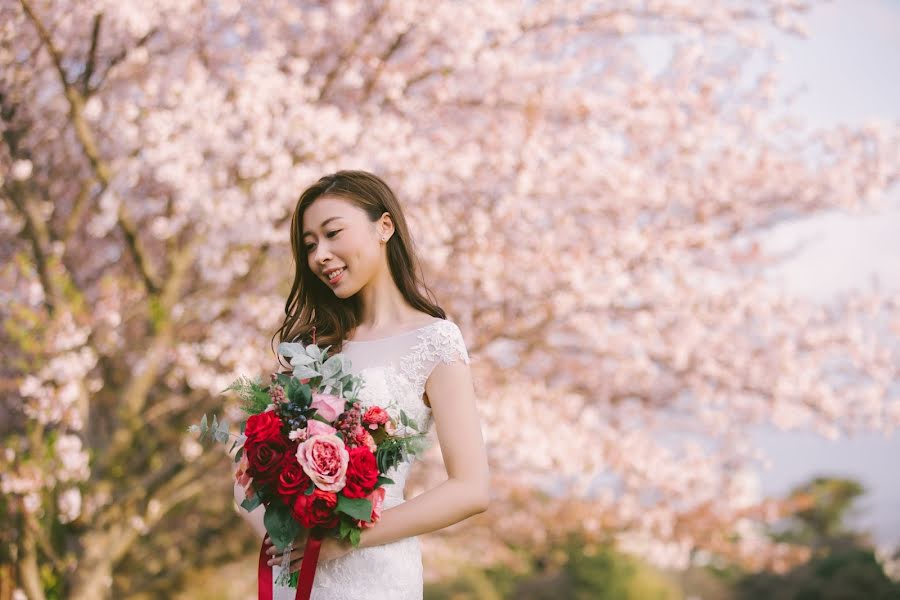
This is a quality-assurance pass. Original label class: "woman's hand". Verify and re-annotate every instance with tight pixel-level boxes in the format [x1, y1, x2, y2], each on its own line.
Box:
[265, 532, 356, 573]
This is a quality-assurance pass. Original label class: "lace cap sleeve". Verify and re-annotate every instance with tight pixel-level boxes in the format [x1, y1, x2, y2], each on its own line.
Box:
[401, 319, 470, 395]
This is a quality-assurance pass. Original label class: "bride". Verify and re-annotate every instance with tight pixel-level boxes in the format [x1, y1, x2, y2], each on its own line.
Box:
[233, 170, 491, 599]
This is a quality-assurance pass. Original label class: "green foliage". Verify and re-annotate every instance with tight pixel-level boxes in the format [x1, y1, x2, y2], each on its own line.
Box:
[263, 503, 300, 553]
[186, 413, 236, 446]
[777, 476, 866, 547]
[223, 376, 273, 414]
[375, 434, 432, 474]
[335, 495, 373, 523]
[734, 476, 900, 600]
[240, 493, 261, 512]
[735, 542, 900, 600]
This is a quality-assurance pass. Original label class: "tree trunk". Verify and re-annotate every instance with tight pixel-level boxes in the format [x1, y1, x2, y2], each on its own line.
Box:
[65, 529, 125, 600]
[17, 525, 45, 600]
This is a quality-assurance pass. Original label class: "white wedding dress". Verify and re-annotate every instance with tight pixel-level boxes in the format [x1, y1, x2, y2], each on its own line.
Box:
[272, 318, 470, 600]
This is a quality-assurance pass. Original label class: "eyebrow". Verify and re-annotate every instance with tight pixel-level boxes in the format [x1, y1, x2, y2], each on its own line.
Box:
[302, 216, 344, 238]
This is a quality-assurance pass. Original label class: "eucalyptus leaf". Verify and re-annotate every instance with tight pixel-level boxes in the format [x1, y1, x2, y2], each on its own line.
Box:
[241, 493, 261, 512]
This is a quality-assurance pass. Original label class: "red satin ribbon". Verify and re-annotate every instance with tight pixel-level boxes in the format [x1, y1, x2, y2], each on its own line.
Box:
[258, 533, 323, 600]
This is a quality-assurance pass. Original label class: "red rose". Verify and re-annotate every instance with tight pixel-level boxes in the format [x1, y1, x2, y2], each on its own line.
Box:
[246, 438, 289, 485]
[291, 488, 339, 529]
[277, 459, 311, 504]
[362, 406, 390, 428]
[244, 411, 283, 446]
[342, 446, 379, 499]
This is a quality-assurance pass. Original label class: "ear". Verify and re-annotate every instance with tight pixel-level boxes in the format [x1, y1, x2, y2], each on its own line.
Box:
[378, 211, 395, 240]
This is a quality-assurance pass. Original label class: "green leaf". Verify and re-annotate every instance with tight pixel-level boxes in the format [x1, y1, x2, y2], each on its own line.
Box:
[283, 377, 300, 403]
[278, 342, 313, 362]
[321, 355, 342, 379]
[349, 527, 361, 547]
[263, 503, 300, 552]
[376, 476, 394, 486]
[241, 493, 262, 512]
[200, 414, 208, 432]
[335, 496, 373, 522]
[234, 447, 243, 463]
[399, 411, 408, 426]
[304, 482, 315, 496]
[339, 518, 351, 539]
[292, 365, 320, 380]
[305, 344, 321, 361]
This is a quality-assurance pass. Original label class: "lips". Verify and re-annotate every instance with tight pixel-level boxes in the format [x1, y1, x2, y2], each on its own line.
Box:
[325, 267, 345, 285]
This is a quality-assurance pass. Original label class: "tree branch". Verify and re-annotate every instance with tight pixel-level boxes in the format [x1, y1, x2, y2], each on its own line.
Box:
[99, 238, 199, 474]
[3, 182, 58, 316]
[81, 13, 102, 97]
[18, 0, 160, 296]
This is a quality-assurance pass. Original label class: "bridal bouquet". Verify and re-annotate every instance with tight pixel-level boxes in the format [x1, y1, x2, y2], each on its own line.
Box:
[188, 340, 430, 599]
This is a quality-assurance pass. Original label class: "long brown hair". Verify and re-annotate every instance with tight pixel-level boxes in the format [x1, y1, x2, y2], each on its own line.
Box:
[272, 170, 446, 368]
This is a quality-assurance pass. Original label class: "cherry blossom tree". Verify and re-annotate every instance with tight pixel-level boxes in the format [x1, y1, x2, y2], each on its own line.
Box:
[2, 0, 898, 597]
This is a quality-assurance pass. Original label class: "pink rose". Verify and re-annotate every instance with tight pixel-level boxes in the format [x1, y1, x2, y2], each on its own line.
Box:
[362, 406, 390, 427]
[311, 392, 346, 422]
[357, 486, 386, 529]
[296, 434, 349, 493]
[306, 419, 337, 437]
[351, 425, 377, 453]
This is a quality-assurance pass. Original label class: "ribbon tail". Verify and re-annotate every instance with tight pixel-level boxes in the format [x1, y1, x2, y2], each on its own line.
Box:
[295, 533, 323, 600]
[258, 538, 273, 600]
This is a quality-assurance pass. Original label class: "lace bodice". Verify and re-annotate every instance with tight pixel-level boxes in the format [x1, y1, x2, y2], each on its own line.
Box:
[273, 317, 470, 600]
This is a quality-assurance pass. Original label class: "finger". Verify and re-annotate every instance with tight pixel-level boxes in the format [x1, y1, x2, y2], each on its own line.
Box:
[267, 551, 304, 566]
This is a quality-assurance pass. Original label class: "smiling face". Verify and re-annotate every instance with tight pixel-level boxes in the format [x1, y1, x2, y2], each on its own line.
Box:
[301, 195, 392, 298]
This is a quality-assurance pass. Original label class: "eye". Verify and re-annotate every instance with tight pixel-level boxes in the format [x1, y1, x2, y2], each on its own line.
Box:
[305, 230, 341, 252]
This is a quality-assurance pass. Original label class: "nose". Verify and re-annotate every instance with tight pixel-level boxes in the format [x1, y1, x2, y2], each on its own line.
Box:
[312, 244, 333, 268]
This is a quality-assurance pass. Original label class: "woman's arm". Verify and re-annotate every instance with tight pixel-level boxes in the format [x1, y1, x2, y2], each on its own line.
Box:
[358, 359, 490, 549]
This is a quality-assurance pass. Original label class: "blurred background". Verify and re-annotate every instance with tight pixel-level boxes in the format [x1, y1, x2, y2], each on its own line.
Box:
[2, 0, 898, 598]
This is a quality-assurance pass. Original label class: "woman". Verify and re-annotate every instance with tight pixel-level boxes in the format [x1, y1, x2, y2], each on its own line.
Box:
[233, 170, 491, 599]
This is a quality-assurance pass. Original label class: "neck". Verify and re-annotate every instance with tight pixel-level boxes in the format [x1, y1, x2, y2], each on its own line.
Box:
[354, 266, 417, 331]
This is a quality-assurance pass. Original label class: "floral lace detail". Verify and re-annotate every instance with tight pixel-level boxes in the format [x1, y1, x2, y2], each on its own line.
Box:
[399, 319, 471, 399]
[272, 319, 470, 600]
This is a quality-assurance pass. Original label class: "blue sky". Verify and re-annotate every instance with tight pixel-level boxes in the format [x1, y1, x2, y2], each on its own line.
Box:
[752, 0, 900, 548]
